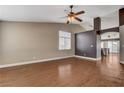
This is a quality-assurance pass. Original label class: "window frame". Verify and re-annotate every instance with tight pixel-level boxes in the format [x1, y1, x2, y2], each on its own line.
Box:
[59, 31, 71, 50]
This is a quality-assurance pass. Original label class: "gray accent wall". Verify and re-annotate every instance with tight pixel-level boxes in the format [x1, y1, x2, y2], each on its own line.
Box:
[75, 17, 101, 59]
[75, 31, 97, 58]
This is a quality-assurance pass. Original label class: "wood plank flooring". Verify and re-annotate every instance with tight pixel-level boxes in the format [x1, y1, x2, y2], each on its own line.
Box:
[0, 54, 124, 87]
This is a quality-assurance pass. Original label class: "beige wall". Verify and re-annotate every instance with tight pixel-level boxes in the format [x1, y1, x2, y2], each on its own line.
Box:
[0, 21, 84, 65]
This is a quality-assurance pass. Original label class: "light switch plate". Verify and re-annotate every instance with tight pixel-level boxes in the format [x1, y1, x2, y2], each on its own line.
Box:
[91, 45, 94, 47]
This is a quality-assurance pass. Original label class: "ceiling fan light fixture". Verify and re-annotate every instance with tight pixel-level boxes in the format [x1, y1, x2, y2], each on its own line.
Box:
[64, 5, 85, 24]
[68, 16, 74, 22]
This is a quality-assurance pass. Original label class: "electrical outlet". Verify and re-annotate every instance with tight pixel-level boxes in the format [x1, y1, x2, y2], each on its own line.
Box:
[83, 53, 86, 56]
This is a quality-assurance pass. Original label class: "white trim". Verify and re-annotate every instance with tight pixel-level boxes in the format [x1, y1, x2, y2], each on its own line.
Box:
[0, 55, 101, 69]
[120, 61, 124, 64]
[74, 55, 101, 61]
[0, 56, 73, 69]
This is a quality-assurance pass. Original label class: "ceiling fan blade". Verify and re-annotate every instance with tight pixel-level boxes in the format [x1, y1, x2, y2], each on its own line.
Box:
[74, 17, 82, 22]
[66, 20, 70, 24]
[75, 11, 85, 15]
[64, 9, 70, 14]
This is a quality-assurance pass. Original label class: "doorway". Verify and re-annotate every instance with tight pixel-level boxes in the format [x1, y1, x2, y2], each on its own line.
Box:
[101, 32, 120, 62]
[101, 40, 120, 54]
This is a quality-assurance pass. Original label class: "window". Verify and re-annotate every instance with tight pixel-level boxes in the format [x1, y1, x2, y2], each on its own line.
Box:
[59, 31, 71, 50]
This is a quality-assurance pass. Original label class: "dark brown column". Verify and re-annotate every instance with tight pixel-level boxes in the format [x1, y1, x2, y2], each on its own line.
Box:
[119, 8, 124, 26]
[94, 17, 101, 31]
[94, 17, 101, 35]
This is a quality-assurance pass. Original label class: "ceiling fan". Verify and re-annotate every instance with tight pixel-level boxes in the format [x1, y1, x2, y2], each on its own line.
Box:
[65, 5, 85, 24]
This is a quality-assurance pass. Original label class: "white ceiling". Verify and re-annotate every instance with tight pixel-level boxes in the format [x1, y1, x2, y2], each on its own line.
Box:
[0, 5, 123, 30]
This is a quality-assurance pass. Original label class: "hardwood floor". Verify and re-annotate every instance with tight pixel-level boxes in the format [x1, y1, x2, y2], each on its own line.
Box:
[0, 54, 124, 87]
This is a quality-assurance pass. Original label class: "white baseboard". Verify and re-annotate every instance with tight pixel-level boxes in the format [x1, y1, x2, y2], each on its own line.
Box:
[0, 55, 101, 69]
[0, 56, 73, 69]
[74, 55, 101, 61]
[120, 61, 124, 64]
